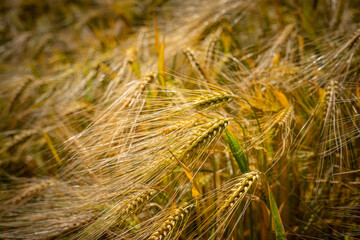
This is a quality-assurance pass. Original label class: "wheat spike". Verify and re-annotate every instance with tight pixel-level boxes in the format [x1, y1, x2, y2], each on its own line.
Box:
[176, 117, 230, 160]
[70, 190, 157, 240]
[161, 118, 201, 135]
[204, 34, 218, 71]
[144, 117, 230, 187]
[128, 71, 156, 108]
[121, 189, 157, 216]
[148, 204, 195, 240]
[219, 171, 259, 213]
[1, 179, 56, 217]
[1, 129, 39, 153]
[192, 91, 234, 109]
[346, 28, 360, 49]
[276, 107, 293, 127]
[49, 214, 97, 239]
[334, 28, 360, 58]
[7, 77, 33, 113]
[139, 71, 156, 93]
[184, 47, 207, 80]
[7, 179, 55, 205]
[322, 79, 339, 131]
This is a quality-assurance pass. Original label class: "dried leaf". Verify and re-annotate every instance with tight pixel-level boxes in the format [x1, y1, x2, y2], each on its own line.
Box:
[273, 90, 289, 107]
[42, 131, 61, 165]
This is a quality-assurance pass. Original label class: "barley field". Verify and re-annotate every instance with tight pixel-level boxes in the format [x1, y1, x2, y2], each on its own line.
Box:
[0, 0, 359, 239]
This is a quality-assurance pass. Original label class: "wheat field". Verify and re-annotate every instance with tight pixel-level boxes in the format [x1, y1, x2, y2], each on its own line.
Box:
[0, 0, 359, 239]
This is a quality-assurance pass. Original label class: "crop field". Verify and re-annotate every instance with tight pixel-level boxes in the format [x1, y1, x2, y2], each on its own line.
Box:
[0, 0, 359, 239]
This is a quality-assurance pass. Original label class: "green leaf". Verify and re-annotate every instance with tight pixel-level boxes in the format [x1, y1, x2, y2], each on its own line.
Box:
[269, 190, 287, 240]
[225, 130, 249, 173]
